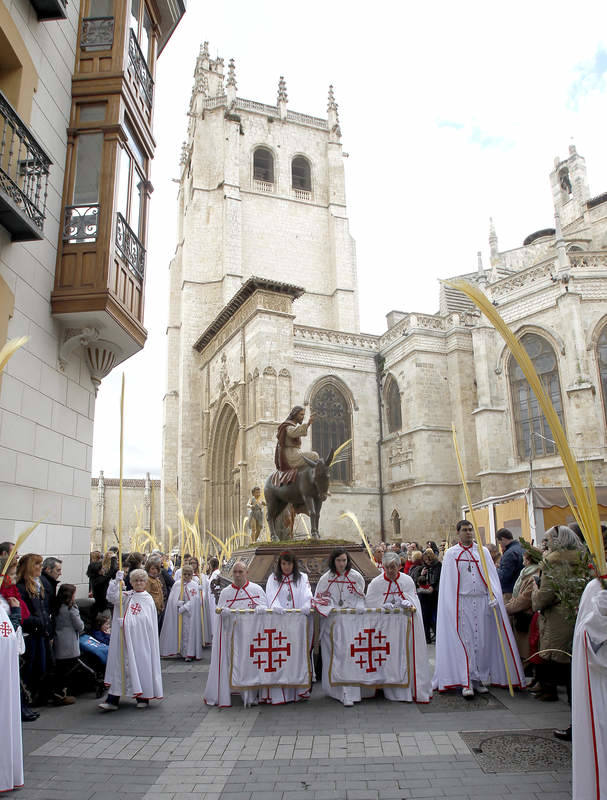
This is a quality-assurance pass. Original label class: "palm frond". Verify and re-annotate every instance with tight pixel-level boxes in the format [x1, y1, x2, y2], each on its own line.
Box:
[0, 336, 29, 374]
[330, 438, 352, 466]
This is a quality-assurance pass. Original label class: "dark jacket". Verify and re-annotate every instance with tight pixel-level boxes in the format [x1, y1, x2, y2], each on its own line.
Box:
[17, 581, 53, 638]
[497, 539, 523, 594]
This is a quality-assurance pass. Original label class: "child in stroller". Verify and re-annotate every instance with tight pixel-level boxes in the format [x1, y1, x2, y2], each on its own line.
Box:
[66, 599, 109, 698]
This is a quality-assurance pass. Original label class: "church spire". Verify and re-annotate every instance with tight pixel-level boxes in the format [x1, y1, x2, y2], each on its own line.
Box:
[226, 58, 237, 104]
[327, 85, 341, 141]
[554, 211, 570, 273]
[489, 217, 498, 263]
[277, 75, 288, 120]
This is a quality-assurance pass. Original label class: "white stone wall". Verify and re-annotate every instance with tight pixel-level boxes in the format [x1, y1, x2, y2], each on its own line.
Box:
[0, 0, 93, 588]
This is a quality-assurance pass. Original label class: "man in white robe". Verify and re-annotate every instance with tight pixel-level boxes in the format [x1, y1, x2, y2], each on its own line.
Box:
[0, 595, 23, 792]
[160, 566, 211, 659]
[314, 547, 366, 706]
[203, 562, 267, 707]
[365, 552, 432, 702]
[262, 553, 313, 704]
[433, 520, 525, 696]
[99, 568, 163, 709]
[572, 578, 607, 800]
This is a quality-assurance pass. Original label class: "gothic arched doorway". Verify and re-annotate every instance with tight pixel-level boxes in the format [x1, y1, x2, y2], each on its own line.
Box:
[209, 404, 241, 542]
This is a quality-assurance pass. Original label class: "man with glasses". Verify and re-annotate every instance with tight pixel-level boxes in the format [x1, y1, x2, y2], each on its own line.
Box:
[432, 520, 524, 697]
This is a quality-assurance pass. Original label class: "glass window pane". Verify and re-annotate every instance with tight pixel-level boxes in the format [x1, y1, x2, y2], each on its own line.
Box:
[142, 5, 153, 63]
[79, 103, 106, 122]
[73, 132, 103, 205]
[130, 0, 140, 33]
[130, 170, 144, 237]
[89, 0, 112, 16]
[125, 117, 145, 169]
[117, 147, 131, 221]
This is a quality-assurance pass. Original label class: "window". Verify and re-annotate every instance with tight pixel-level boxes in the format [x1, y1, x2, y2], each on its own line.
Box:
[129, 0, 153, 64]
[72, 132, 103, 205]
[253, 147, 274, 183]
[291, 156, 311, 191]
[598, 326, 607, 424]
[385, 375, 402, 433]
[311, 383, 352, 482]
[116, 119, 146, 241]
[510, 333, 564, 459]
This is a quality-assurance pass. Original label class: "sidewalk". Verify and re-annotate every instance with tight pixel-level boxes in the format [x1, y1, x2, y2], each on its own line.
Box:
[17, 648, 573, 800]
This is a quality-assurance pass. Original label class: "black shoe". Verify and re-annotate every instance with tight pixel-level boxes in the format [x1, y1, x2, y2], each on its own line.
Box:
[554, 726, 572, 741]
[21, 708, 39, 721]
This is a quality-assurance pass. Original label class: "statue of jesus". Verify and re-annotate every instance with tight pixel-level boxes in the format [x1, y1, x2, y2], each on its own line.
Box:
[275, 405, 318, 471]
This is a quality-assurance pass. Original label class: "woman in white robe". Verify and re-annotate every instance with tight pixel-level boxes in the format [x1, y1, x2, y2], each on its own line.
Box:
[365, 552, 431, 702]
[0, 595, 23, 792]
[261, 550, 313, 704]
[100, 569, 163, 708]
[572, 579, 607, 800]
[314, 547, 366, 706]
[160, 566, 211, 659]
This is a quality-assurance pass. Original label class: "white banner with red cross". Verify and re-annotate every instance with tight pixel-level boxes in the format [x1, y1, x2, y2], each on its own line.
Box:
[229, 610, 312, 690]
[328, 609, 413, 687]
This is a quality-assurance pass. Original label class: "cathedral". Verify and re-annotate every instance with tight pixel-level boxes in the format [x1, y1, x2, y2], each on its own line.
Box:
[161, 42, 607, 546]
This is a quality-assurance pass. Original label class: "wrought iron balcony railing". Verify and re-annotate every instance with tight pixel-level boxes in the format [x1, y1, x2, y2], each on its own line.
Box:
[128, 29, 154, 109]
[0, 91, 52, 241]
[63, 204, 100, 243]
[115, 212, 145, 281]
[81, 16, 115, 50]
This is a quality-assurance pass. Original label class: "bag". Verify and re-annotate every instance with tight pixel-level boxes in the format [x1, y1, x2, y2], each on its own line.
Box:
[513, 610, 531, 633]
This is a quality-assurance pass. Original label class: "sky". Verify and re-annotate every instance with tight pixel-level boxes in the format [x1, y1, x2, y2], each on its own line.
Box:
[92, 0, 607, 479]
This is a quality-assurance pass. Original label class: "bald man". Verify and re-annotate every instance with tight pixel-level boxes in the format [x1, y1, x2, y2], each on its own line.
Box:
[203, 562, 267, 707]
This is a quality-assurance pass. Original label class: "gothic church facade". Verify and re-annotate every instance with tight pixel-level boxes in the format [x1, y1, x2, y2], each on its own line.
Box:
[162, 43, 607, 544]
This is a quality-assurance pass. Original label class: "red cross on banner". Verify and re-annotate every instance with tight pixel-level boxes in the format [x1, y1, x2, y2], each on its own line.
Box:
[350, 627, 391, 673]
[130, 603, 142, 615]
[249, 628, 291, 672]
[0, 621, 12, 637]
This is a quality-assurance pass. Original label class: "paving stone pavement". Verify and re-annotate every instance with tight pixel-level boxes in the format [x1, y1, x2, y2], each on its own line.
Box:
[18, 647, 573, 800]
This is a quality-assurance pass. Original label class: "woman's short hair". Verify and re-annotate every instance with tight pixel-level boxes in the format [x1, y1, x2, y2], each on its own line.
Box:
[145, 557, 161, 573]
[411, 550, 423, 563]
[546, 525, 586, 552]
[328, 547, 352, 573]
[273, 549, 301, 583]
[129, 568, 148, 583]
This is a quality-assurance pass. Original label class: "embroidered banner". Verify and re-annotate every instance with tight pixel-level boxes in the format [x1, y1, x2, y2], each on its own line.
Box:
[230, 610, 312, 690]
[328, 609, 412, 687]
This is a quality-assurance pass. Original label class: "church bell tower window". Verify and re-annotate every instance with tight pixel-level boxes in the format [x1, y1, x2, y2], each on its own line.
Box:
[291, 155, 311, 198]
[311, 383, 352, 483]
[253, 147, 274, 189]
[385, 375, 402, 433]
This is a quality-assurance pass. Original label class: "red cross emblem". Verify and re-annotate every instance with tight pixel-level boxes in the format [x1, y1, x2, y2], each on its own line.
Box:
[0, 621, 12, 637]
[249, 628, 291, 672]
[130, 603, 142, 616]
[350, 628, 391, 673]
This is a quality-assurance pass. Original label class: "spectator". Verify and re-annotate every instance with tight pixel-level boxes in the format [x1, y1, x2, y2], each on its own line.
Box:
[92, 614, 111, 645]
[372, 545, 384, 568]
[53, 584, 83, 702]
[87, 551, 102, 596]
[505, 546, 542, 665]
[408, 551, 424, 583]
[531, 525, 585, 702]
[145, 558, 165, 620]
[496, 529, 523, 600]
[89, 561, 110, 618]
[415, 549, 442, 643]
[16, 554, 54, 705]
[426, 540, 440, 555]
[0, 541, 16, 560]
[486, 542, 501, 567]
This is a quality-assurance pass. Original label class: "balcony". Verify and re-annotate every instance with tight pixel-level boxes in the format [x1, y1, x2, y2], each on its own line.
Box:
[128, 30, 154, 109]
[253, 178, 274, 194]
[63, 204, 100, 243]
[115, 212, 145, 281]
[0, 91, 52, 241]
[28, 0, 67, 20]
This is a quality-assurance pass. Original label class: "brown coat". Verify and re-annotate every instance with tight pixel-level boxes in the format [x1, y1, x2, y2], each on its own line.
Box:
[531, 549, 580, 663]
[505, 569, 538, 661]
[146, 577, 164, 614]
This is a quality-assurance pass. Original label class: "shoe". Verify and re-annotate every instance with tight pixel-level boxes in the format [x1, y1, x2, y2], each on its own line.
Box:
[21, 708, 39, 722]
[52, 693, 76, 706]
[184, 657, 192, 663]
[538, 693, 559, 702]
[475, 685, 489, 694]
[462, 687, 474, 698]
[554, 726, 572, 741]
[136, 701, 149, 709]
[98, 702, 119, 711]
[528, 683, 543, 694]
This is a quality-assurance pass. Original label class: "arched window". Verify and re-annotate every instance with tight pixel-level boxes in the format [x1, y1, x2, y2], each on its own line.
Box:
[291, 156, 311, 191]
[253, 147, 274, 183]
[509, 333, 564, 459]
[597, 326, 607, 424]
[385, 376, 402, 433]
[311, 383, 352, 482]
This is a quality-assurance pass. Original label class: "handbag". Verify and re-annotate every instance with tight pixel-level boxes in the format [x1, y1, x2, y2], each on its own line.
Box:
[513, 610, 531, 633]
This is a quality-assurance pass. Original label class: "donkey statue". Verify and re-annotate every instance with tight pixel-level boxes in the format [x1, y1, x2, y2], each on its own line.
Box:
[264, 449, 334, 541]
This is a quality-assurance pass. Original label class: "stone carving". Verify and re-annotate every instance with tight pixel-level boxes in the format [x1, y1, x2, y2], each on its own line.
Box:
[294, 325, 378, 350]
[491, 260, 555, 299]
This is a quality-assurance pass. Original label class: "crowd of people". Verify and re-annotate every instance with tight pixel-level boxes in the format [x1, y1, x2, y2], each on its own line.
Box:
[1, 521, 605, 797]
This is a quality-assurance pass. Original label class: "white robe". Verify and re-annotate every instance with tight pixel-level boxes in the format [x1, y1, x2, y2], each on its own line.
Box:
[314, 569, 366, 705]
[173, 568, 200, 584]
[104, 581, 163, 699]
[0, 598, 23, 793]
[203, 581, 268, 707]
[261, 572, 313, 704]
[160, 578, 211, 658]
[572, 579, 607, 800]
[433, 543, 525, 691]
[365, 572, 432, 702]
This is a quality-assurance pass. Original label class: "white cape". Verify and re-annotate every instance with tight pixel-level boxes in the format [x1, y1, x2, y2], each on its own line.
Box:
[572, 579, 607, 800]
[204, 581, 267, 707]
[160, 578, 211, 658]
[433, 543, 525, 691]
[261, 572, 313, 704]
[104, 581, 163, 699]
[365, 572, 432, 702]
[314, 569, 366, 705]
[0, 599, 23, 792]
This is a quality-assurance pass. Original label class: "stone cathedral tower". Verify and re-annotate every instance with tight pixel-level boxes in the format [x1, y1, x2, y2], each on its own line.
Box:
[162, 43, 366, 535]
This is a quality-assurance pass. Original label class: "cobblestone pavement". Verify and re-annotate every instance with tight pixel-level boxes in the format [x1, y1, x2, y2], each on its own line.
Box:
[18, 648, 573, 800]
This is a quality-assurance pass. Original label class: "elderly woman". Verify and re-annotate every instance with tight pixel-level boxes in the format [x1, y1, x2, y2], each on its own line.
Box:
[505, 547, 541, 663]
[531, 525, 585, 702]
